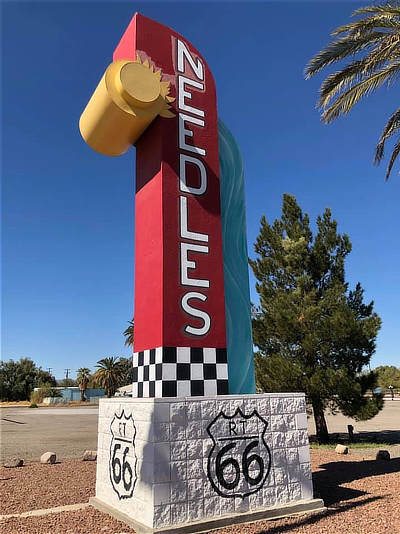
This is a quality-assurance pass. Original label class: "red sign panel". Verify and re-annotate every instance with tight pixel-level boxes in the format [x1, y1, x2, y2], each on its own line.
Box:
[114, 14, 226, 353]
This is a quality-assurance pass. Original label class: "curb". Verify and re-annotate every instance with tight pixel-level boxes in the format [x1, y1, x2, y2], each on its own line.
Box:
[0, 502, 89, 520]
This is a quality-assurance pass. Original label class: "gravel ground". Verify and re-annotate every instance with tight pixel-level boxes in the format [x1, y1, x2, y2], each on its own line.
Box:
[0, 508, 134, 534]
[0, 460, 96, 514]
[1, 450, 399, 533]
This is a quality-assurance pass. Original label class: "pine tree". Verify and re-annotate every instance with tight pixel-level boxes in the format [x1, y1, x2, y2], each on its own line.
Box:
[250, 194, 383, 443]
[375, 365, 400, 390]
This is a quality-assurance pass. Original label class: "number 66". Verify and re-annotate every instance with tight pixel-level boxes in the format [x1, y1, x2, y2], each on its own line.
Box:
[216, 440, 264, 490]
[111, 443, 133, 491]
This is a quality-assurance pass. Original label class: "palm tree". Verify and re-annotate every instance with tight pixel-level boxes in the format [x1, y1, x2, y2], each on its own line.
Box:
[93, 357, 123, 398]
[76, 367, 91, 402]
[123, 319, 134, 347]
[305, 3, 400, 179]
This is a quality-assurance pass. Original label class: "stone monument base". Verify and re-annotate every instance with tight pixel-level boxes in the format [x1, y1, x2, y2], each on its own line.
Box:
[90, 495, 324, 533]
[92, 394, 324, 532]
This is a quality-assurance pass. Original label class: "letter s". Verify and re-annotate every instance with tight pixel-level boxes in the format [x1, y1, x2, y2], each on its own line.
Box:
[181, 292, 211, 336]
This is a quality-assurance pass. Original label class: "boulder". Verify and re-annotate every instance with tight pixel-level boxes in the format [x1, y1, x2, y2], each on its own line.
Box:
[82, 450, 97, 461]
[4, 457, 24, 468]
[40, 452, 56, 464]
[376, 449, 390, 461]
[335, 444, 349, 455]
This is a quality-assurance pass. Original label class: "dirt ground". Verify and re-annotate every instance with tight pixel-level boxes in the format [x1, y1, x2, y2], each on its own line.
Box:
[0, 450, 399, 534]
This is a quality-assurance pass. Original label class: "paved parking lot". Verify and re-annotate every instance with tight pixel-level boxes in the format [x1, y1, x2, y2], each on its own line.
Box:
[0, 406, 99, 461]
[1, 402, 399, 461]
[308, 401, 400, 442]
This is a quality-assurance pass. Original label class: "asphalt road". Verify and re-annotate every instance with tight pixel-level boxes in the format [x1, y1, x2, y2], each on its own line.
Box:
[0, 406, 99, 461]
[1, 402, 399, 461]
[308, 400, 400, 443]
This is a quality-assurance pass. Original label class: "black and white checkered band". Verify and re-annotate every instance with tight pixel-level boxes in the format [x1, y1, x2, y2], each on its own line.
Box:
[132, 347, 229, 398]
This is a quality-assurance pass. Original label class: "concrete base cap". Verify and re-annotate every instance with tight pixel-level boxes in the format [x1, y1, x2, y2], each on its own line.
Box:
[90, 497, 326, 534]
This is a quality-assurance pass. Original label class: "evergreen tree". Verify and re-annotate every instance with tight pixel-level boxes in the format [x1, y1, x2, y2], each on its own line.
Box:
[375, 365, 400, 390]
[58, 378, 77, 387]
[250, 194, 383, 443]
[0, 358, 56, 401]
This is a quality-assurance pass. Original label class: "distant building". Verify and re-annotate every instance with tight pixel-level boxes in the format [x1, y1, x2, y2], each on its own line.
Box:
[59, 386, 105, 401]
[34, 386, 105, 401]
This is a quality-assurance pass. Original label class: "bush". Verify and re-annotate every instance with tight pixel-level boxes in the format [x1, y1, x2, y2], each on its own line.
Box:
[45, 387, 63, 398]
[0, 358, 56, 401]
[30, 384, 62, 404]
[28, 402, 38, 408]
[30, 391, 42, 404]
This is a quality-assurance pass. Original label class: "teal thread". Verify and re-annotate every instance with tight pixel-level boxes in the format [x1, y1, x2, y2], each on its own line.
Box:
[219, 120, 255, 394]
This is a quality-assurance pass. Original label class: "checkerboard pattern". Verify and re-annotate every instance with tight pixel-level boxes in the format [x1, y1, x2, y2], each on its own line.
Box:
[131, 347, 229, 398]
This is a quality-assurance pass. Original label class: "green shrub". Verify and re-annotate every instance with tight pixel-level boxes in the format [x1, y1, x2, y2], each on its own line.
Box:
[30, 384, 62, 404]
[28, 402, 38, 408]
[45, 387, 62, 398]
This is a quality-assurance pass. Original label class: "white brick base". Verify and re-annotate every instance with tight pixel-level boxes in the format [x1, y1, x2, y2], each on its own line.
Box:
[93, 394, 317, 531]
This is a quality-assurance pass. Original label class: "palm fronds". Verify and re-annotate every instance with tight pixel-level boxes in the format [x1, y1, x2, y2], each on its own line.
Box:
[384, 137, 400, 178]
[305, 2, 400, 179]
[94, 357, 123, 397]
[76, 367, 91, 401]
[375, 107, 400, 161]
[322, 61, 400, 123]
[332, 13, 400, 37]
[123, 319, 134, 347]
[352, 4, 400, 17]
[77, 367, 91, 387]
[305, 32, 385, 78]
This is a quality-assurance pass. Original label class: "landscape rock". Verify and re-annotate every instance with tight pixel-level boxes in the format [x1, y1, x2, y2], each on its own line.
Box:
[3, 457, 24, 468]
[376, 449, 390, 461]
[82, 450, 97, 461]
[40, 451, 56, 464]
[335, 444, 349, 455]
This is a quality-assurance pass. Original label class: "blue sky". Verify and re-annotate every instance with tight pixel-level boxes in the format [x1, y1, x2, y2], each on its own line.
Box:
[2, 2, 399, 379]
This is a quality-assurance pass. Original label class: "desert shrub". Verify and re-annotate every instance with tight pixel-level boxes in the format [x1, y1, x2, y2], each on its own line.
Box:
[30, 384, 62, 404]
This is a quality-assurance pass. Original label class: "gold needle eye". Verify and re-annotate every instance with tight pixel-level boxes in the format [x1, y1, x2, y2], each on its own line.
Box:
[79, 59, 175, 156]
[117, 62, 161, 108]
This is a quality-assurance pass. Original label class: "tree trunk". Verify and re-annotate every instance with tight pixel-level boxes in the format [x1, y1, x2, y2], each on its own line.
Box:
[80, 388, 85, 402]
[312, 398, 329, 444]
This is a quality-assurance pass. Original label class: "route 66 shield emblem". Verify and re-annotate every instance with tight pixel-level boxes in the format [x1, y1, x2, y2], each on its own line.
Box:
[109, 410, 137, 499]
[207, 408, 271, 498]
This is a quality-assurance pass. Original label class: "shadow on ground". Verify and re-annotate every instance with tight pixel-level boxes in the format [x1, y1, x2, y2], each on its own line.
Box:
[309, 429, 400, 445]
[256, 456, 399, 533]
[353, 430, 400, 444]
[1, 419, 26, 425]
[313, 457, 400, 506]
[256, 497, 382, 534]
